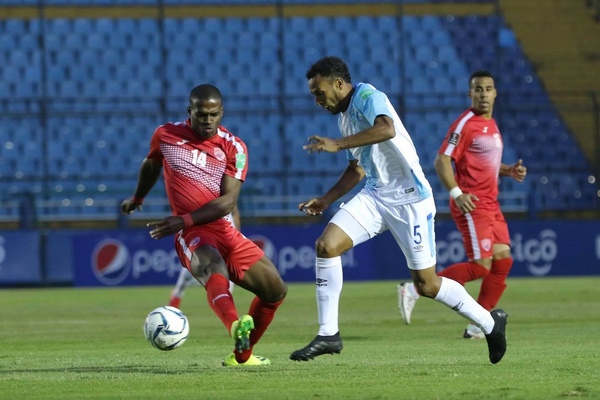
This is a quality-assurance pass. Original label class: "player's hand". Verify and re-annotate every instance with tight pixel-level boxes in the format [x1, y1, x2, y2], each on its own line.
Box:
[299, 197, 329, 216]
[121, 198, 142, 214]
[454, 193, 479, 214]
[510, 159, 527, 182]
[147, 216, 185, 239]
[303, 135, 340, 153]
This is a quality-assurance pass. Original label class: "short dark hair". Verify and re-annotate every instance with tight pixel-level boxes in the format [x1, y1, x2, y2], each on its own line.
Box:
[189, 84, 222, 103]
[306, 56, 352, 83]
[469, 70, 494, 84]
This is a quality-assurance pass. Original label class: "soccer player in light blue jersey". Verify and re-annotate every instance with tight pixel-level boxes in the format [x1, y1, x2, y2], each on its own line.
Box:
[289, 56, 508, 364]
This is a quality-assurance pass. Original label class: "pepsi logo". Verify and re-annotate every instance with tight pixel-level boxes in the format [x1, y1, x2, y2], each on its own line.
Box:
[248, 235, 276, 261]
[92, 239, 131, 285]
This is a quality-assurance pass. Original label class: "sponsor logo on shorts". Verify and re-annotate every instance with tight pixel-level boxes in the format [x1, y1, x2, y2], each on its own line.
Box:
[190, 237, 200, 247]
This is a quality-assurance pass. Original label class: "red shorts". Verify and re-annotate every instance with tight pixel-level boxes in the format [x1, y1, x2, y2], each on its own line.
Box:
[450, 204, 510, 260]
[174, 218, 264, 283]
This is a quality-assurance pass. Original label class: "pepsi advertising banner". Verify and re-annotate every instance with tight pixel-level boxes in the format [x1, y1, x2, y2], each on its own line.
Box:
[3, 219, 596, 287]
[74, 230, 181, 287]
[73, 225, 376, 287]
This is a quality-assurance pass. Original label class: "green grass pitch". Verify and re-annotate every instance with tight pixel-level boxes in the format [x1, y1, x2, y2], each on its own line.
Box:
[1, 277, 599, 400]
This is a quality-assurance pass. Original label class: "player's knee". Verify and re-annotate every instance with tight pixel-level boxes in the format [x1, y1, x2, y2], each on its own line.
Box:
[315, 237, 341, 258]
[262, 280, 288, 303]
[413, 276, 442, 298]
[415, 282, 438, 298]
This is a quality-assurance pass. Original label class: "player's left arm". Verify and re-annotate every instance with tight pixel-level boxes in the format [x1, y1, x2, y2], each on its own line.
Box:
[500, 159, 527, 182]
[304, 115, 395, 153]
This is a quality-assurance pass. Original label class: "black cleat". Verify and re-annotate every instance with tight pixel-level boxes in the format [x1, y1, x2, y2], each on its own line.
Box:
[290, 333, 343, 361]
[485, 309, 508, 364]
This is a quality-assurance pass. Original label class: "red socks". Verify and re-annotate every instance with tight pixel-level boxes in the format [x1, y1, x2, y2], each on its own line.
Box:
[205, 274, 238, 332]
[235, 297, 284, 364]
[478, 257, 513, 311]
[438, 261, 490, 285]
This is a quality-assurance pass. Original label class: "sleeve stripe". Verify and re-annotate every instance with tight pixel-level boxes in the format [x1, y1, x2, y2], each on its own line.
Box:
[218, 128, 246, 180]
[443, 111, 475, 156]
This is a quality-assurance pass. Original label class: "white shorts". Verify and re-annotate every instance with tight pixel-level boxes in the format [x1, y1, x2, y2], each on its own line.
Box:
[329, 189, 437, 270]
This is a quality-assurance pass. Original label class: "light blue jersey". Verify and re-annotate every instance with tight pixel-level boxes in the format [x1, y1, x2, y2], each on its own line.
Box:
[338, 82, 432, 206]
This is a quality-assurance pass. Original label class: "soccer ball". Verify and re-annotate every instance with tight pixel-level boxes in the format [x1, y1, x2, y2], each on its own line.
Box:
[143, 306, 189, 351]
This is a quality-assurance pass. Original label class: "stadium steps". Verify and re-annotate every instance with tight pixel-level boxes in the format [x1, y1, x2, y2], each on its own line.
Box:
[499, 0, 600, 169]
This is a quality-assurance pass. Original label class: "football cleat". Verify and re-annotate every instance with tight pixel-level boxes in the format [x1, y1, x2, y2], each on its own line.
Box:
[230, 315, 254, 353]
[463, 323, 485, 339]
[485, 309, 508, 364]
[290, 333, 343, 361]
[222, 353, 271, 367]
[398, 282, 420, 325]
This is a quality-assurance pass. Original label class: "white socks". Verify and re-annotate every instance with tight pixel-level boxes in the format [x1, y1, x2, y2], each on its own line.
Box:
[434, 277, 495, 334]
[315, 256, 343, 336]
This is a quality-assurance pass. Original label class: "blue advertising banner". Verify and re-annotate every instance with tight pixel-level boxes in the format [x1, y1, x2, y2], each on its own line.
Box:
[41, 218, 600, 287]
[74, 230, 182, 287]
[373, 220, 600, 280]
[72, 224, 375, 287]
[0, 230, 41, 284]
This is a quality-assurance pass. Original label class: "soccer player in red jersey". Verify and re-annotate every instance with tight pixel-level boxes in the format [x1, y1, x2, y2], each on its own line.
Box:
[121, 84, 287, 366]
[399, 71, 527, 338]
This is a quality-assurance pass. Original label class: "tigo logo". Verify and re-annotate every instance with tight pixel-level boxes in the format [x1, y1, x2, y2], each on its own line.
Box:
[92, 239, 131, 286]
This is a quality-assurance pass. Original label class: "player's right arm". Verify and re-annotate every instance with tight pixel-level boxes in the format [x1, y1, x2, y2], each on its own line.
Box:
[121, 158, 163, 214]
[121, 127, 164, 214]
[434, 153, 478, 214]
[299, 160, 364, 216]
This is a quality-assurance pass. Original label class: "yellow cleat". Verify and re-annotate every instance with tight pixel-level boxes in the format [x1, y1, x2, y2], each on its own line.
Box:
[222, 353, 271, 367]
[230, 315, 254, 352]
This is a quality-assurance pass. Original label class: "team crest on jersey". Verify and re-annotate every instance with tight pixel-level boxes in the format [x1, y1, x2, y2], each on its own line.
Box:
[235, 154, 247, 169]
[213, 148, 226, 161]
[480, 238, 491, 252]
[448, 132, 460, 145]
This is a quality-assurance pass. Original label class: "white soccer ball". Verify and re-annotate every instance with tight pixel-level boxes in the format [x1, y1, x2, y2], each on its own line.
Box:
[143, 306, 189, 351]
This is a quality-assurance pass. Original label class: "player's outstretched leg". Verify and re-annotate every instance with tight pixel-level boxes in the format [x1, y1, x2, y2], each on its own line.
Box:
[485, 309, 508, 364]
[398, 282, 420, 325]
[289, 332, 343, 361]
[169, 267, 196, 308]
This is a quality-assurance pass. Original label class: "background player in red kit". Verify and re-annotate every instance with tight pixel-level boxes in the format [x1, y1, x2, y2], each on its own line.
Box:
[399, 71, 527, 338]
[121, 84, 287, 366]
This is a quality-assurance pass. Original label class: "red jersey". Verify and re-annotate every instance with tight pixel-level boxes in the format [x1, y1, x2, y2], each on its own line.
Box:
[438, 108, 503, 209]
[147, 119, 248, 215]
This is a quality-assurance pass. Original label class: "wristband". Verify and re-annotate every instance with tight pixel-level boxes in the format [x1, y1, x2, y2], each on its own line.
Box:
[132, 196, 144, 205]
[181, 213, 194, 228]
[449, 187, 463, 200]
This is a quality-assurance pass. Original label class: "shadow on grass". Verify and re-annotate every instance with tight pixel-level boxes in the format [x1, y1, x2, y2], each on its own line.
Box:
[0, 363, 273, 376]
